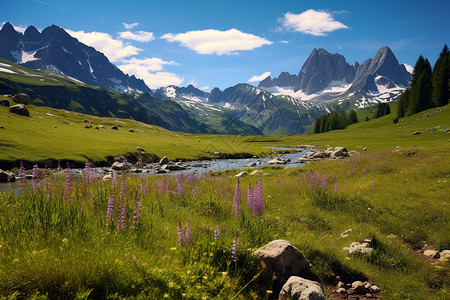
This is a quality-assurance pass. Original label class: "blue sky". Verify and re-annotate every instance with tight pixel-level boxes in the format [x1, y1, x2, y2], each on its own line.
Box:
[2, 0, 449, 90]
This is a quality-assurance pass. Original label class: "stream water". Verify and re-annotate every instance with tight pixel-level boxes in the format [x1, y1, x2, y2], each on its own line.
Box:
[0, 147, 310, 194]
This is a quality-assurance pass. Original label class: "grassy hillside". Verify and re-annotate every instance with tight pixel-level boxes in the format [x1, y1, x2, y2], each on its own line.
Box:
[0, 102, 448, 299]
[0, 102, 296, 169]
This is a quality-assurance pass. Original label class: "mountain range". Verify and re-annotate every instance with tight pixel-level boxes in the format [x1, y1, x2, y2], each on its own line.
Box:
[0, 22, 412, 135]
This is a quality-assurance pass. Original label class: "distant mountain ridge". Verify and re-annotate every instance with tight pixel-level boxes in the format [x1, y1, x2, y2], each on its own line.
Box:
[257, 46, 411, 104]
[0, 22, 150, 93]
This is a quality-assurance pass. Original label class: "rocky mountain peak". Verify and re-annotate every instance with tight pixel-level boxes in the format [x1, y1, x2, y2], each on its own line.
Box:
[23, 25, 41, 42]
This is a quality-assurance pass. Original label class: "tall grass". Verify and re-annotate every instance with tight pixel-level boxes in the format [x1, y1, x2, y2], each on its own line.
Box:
[0, 147, 449, 299]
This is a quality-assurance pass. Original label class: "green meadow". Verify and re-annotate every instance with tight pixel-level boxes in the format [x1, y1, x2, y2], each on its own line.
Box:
[0, 103, 449, 299]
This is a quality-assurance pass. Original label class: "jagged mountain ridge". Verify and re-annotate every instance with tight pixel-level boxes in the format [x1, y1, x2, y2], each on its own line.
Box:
[257, 47, 411, 106]
[0, 22, 150, 93]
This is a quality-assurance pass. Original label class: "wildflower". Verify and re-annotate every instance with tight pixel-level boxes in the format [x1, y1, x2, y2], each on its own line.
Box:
[140, 179, 149, 195]
[321, 173, 328, 189]
[192, 188, 198, 197]
[84, 159, 91, 182]
[130, 200, 142, 230]
[106, 196, 114, 228]
[120, 174, 127, 200]
[177, 220, 184, 246]
[18, 161, 26, 183]
[231, 236, 239, 262]
[32, 165, 39, 191]
[334, 182, 339, 197]
[112, 172, 118, 189]
[117, 204, 126, 231]
[253, 178, 264, 216]
[214, 225, 220, 240]
[63, 164, 72, 201]
[184, 220, 193, 245]
[176, 179, 183, 197]
[57, 161, 63, 171]
[233, 179, 242, 217]
[246, 183, 253, 210]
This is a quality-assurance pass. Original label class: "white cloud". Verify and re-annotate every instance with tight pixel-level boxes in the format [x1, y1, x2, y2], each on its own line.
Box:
[119, 57, 178, 71]
[281, 10, 349, 36]
[248, 71, 271, 82]
[161, 28, 273, 55]
[403, 63, 414, 74]
[118, 58, 183, 89]
[123, 22, 139, 29]
[199, 86, 210, 91]
[119, 31, 155, 42]
[66, 29, 142, 62]
[279, 40, 289, 44]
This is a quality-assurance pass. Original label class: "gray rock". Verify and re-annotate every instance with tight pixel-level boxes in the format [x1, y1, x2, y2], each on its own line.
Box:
[84, 125, 91, 129]
[0, 99, 10, 107]
[128, 128, 134, 132]
[111, 162, 124, 170]
[343, 240, 373, 256]
[439, 250, 450, 261]
[246, 162, 258, 167]
[249, 170, 262, 176]
[253, 240, 311, 284]
[111, 125, 119, 130]
[336, 288, 347, 294]
[268, 158, 288, 164]
[9, 104, 30, 116]
[13, 93, 31, 104]
[351, 281, 366, 293]
[370, 285, 381, 293]
[331, 147, 348, 158]
[423, 249, 439, 259]
[413, 131, 421, 135]
[159, 156, 169, 165]
[278, 276, 327, 300]
[136, 147, 146, 153]
[0, 170, 9, 182]
[102, 174, 112, 181]
[234, 171, 248, 177]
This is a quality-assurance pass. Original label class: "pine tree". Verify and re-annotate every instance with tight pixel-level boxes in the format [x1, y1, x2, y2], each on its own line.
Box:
[432, 44, 450, 107]
[347, 109, 358, 124]
[407, 56, 432, 116]
[397, 88, 410, 118]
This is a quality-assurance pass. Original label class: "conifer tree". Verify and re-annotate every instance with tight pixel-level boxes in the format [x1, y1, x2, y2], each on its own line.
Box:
[407, 56, 432, 116]
[347, 109, 358, 124]
[397, 88, 410, 118]
[432, 44, 450, 107]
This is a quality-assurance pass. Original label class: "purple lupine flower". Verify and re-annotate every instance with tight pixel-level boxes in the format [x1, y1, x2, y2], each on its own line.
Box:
[32, 165, 39, 191]
[371, 181, 375, 191]
[192, 188, 198, 197]
[130, 200, 142, 230]
[112, 172, 118, 189]
[18, 161, 26, 183]
[214, 225, 221, 240]
[348, 170, 351, 177]
[233, 179, 242, 217]
[231, 236, 239, 262]
[177, 220, 184, 245]
[321, 173, 328, 189]
[106, 196, 114, 228]
[334, 182, 339, 197]
[246, 183, 253, 211]
[122, 159, 129, 171]
[120, 175, 127, 200]
[84, 160, 91, 182]
[117, 204, 126, 231]
[140, 179, 149, 195]
[253, 178, 264, 216]
[57, 161, 63, 172]
[184, 220, 193, 245]
[63, 164, 72, 201]
[176, 179, 183, 197]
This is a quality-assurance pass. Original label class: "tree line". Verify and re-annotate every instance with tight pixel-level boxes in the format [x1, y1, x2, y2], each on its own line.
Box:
[312, 109, 358, 133]
[397, 44, 449, 118]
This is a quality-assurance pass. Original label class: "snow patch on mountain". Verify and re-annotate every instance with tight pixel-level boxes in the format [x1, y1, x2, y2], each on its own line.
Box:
[0, 67, 16, 74]
[164, 86, 176, 98]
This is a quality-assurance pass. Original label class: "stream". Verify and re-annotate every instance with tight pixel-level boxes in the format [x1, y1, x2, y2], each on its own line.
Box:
[0, 147, 310, 194]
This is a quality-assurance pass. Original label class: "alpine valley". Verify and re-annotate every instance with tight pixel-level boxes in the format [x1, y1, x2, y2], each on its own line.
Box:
[0, 22, 412, 135]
